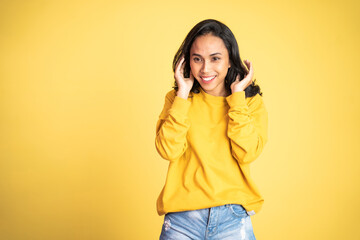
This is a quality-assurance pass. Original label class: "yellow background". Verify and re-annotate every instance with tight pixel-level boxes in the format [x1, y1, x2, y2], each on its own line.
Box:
[1, 0, 359, 239]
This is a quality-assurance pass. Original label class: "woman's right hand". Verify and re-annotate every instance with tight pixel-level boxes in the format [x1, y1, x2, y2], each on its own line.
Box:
[174, 55, 194, 94]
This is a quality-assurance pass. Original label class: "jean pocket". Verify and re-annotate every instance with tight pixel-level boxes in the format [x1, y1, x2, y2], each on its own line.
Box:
[229, 204, 248, 218]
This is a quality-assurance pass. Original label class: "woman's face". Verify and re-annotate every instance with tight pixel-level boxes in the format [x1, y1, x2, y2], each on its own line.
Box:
[190, 33, 231, 97]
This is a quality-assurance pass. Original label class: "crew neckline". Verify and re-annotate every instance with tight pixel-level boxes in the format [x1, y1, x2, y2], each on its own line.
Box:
[199, 87, 227, 104]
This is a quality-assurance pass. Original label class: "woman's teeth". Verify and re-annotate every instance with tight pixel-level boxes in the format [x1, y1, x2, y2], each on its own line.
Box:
[201, 76, 216, 81]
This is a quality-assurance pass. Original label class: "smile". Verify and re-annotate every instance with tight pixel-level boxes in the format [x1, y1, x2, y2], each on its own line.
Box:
[201, 75, 216, 83]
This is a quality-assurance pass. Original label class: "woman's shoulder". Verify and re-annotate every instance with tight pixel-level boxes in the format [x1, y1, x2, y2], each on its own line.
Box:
[164, 88, 195, 102]
[164, 89, 177, 103]
[165, 88, 177, 96]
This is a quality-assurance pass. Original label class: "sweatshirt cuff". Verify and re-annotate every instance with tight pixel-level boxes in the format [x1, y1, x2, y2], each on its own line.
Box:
[169, 96, 191, 116]
[226, 91, 247, 109]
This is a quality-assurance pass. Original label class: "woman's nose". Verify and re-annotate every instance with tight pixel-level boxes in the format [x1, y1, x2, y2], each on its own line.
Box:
[201, 60, 210, 73]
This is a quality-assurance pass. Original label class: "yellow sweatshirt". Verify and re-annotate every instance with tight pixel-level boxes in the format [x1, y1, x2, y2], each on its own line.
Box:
[155, 87, 268, 216]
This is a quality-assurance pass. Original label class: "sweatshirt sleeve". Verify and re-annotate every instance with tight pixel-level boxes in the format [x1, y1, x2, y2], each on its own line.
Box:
[155, 90, 191, 162]
[226, 91, 268, 165]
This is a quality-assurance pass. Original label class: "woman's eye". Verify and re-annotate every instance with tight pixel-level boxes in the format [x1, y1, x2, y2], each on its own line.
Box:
[213, 57, 220, 61]
[193, 58, 201, 62]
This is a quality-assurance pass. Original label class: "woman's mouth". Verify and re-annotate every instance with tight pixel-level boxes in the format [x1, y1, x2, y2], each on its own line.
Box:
[200, 75, 216, 83]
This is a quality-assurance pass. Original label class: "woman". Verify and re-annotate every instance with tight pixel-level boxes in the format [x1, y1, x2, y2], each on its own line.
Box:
[155, 19, 268, 240]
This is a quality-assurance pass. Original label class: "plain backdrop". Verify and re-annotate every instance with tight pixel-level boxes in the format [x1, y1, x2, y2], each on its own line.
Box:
[0, 0, 359, 239]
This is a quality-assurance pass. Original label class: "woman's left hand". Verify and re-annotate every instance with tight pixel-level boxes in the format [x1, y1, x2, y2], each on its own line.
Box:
[230, 59, 254, 93]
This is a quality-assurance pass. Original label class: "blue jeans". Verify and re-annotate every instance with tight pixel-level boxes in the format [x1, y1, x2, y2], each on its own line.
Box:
[159, 204, 256, 240]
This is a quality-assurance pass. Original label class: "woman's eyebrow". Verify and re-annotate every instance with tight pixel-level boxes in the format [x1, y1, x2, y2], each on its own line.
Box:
[191, 52, 222, 56]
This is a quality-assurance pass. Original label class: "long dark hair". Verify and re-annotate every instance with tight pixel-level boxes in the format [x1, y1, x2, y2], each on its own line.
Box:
[172, 19, 262, 98]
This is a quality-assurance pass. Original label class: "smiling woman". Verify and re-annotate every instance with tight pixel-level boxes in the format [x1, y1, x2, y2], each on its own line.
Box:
[155, 19, 268, 240]
[190, 34, 231, 97]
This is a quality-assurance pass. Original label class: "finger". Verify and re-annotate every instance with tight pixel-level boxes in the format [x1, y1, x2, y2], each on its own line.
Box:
[180, 58, 186, 74]
[179, 56, 185, 69]
[244, 60, 250, 71]
[175, 57, 185, 75]
[175, 56, 185, 70]
[247, 61, 254, 78]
